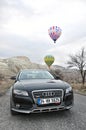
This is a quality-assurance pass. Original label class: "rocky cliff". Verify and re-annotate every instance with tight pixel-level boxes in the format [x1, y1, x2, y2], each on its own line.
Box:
[0, 56, 81, 82]
[0, 56, 46, 94]
[0, 56, 82, 94]
[0, 56, 45, 77]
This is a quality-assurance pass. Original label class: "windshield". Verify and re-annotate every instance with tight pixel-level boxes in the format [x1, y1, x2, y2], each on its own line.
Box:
[19, 70, 54, 80]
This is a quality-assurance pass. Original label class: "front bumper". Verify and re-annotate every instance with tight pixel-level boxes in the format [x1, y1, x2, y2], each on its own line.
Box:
[11, 104, 73, 114]
[11, 91, 74, 114]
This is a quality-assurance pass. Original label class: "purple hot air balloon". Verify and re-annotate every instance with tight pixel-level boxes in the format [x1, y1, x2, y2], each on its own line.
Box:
[48, 26, 62, 43]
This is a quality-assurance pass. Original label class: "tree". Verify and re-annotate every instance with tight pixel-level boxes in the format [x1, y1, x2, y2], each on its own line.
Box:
[67, 47, 86, 87]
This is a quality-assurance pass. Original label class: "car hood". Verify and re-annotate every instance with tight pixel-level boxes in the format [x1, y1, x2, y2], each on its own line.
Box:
[14, 79, 70, 91]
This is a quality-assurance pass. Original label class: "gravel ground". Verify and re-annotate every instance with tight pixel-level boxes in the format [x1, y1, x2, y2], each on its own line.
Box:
[0, 92, 86, 130]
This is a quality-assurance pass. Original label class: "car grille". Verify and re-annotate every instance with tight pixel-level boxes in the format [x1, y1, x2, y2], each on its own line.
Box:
[32, 89, 63, 100]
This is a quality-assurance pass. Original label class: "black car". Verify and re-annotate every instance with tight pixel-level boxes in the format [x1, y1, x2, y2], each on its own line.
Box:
[10, 69, 74, 115]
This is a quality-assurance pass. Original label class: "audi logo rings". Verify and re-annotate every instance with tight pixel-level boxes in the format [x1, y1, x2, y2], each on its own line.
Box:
[42, 91, 55, 97]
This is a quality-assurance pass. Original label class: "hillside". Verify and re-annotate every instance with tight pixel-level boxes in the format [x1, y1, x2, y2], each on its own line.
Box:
[0, 56, 45, 77]
[0, 56, 46, 94]
[0, 56, 81, 83]
[52, 65, 81, 83]
[0, 56, 82, 95]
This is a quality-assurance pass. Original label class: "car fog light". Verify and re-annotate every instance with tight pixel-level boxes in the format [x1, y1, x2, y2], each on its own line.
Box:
[16, 104, 20, 108]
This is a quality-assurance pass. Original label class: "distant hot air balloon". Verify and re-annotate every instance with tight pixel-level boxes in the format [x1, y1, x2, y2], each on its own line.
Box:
[44, 55, 55, 68]
[48, 26, 62, 43]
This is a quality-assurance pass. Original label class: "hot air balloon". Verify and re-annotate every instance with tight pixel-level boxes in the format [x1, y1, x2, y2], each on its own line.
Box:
[48, 26, 62, 43]
[44, 55, 55, 68]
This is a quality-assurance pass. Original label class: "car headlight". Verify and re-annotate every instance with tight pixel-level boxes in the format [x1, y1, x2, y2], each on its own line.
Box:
[13, 89, 28, 96]
[66, 86, 72, 94]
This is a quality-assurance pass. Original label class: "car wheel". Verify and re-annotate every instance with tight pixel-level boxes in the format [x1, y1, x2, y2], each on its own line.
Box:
[11, 109, 18, 115]
[10, 103, 19, 115]
[65, 108, 70, 111]
[10, 97, 19, 115]
[64, 107, 72, 111]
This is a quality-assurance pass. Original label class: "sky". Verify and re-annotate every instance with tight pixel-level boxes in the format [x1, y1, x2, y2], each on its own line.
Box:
[0, 0, 86, 67]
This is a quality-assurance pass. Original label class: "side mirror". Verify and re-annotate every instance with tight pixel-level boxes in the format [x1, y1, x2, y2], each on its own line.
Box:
[55, 75, 61, 80]
[10, 76, 16, 80]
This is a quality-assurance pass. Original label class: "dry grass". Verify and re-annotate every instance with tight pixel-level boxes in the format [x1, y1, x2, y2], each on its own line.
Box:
[0, 79, 14, 94]
[70, 83, 86, 95]
[71, 83, 86, 89]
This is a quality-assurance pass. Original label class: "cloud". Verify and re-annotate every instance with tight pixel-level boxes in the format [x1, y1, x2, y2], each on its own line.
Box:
[0, 0, 34, 28]
[0, 0, 86, 67]
[46, 36, 86, 66]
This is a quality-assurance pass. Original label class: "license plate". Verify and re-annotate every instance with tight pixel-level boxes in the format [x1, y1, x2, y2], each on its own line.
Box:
[37, 97, 60, 105]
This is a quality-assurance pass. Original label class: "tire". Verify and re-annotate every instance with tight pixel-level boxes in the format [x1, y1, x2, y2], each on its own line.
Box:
[64, 107, 72, 111]
[10, 97, 19, 115]
[65, 108, 70, 111]
[11, 109, 18, 115]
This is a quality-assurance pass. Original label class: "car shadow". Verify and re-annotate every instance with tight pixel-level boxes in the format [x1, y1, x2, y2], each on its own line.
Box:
[11, 109, 74, 120]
